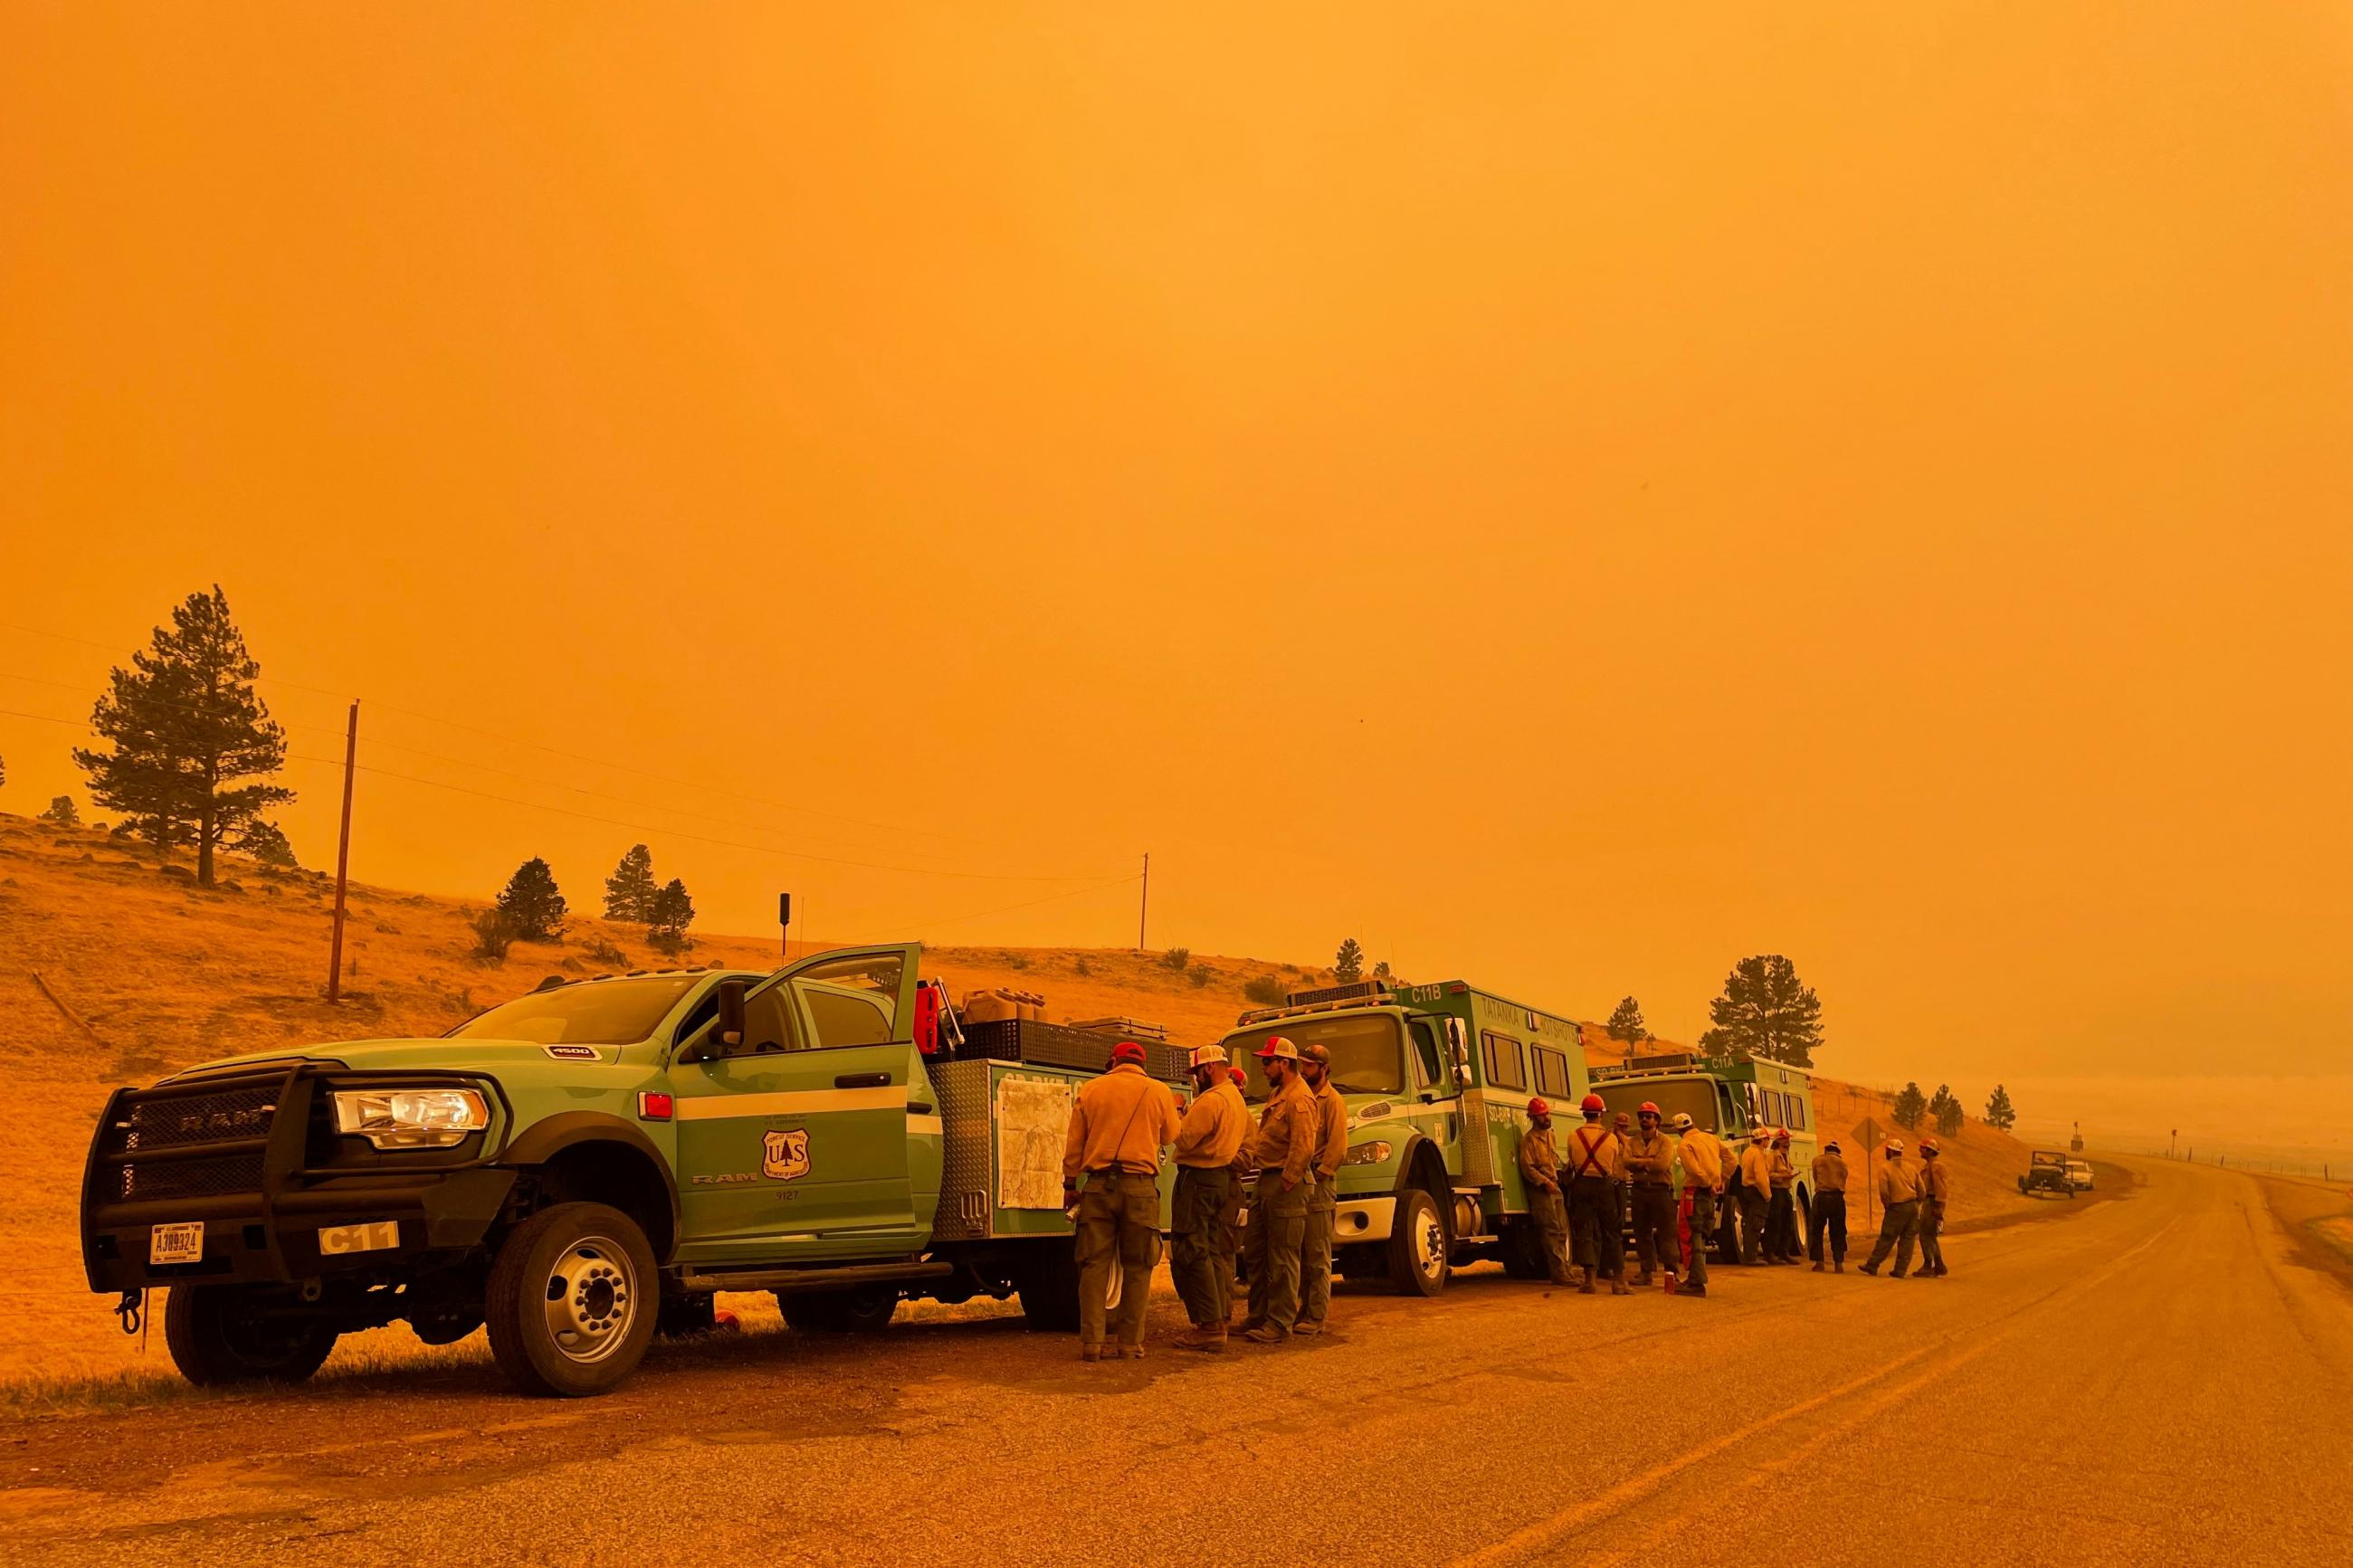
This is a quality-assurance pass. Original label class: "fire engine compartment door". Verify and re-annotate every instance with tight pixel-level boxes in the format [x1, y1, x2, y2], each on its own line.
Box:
[671, 945, 937, 1265]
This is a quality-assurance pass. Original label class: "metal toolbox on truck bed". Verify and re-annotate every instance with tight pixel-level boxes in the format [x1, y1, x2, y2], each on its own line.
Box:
[950, 1018, 1188, 1081]
[926, 1059, 1179, 1242]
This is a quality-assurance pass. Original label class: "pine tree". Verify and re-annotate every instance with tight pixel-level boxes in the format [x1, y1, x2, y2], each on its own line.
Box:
[241, 819, 299, 869]
[72, 586, 291, 886]
[1606, 996, 1648, 1048]
[1695, 955, 1824, 1066]
[1892, 1081, 1928, 1131]
[647, 878, 696, 955]
[41, 795, 81, 827]
[604, 843, 657, 922]
[1334, 937, 1365, 984]
[1934, 1089, 1965, 1138]
[1985, 1084, 2017, 1132]
[495, 857, 568, 942]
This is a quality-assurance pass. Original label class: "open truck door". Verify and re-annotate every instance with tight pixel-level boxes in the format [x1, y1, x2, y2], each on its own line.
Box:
[671, 943, 941, 1265]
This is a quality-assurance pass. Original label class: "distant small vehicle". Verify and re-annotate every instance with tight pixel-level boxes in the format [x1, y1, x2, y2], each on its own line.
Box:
[2019, 1150, 2076, 1199]
[2066, 1159, 2094, 1191]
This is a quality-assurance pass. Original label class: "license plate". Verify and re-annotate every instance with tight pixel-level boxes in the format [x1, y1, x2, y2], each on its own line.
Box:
[148, 1221, 205, 1265]
[317, 1220, 401, 1256]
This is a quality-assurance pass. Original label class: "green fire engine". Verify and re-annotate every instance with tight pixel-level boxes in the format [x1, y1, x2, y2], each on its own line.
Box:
[1589, 1050, 1820, 1261]
[1217, 978, 1589, 1295]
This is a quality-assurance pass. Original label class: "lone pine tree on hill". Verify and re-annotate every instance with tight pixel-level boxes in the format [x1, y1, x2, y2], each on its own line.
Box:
[1334, 937, 1365, 984]
[496, 857, 568, 942]
[1696, 954, 1824, 1067]
[604, 843, 658, 922]
[73, 586, 291, 887]
[1893, 1081, 1929, 1131]
[41, 794, 81, 827]
[1985, 1083, 2017, 1132]
[647, 878, 696, 955]
[1606, 996, 1648, 1047]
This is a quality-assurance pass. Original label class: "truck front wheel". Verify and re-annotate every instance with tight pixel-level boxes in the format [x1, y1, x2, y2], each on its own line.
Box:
[485, 1202, 659, 1397]
[163, 1285, 338, 1386]
[1386, 1188, 1449, 1297]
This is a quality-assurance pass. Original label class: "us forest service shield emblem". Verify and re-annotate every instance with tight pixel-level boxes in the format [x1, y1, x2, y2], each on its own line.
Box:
[762, 1128, 812, 1182]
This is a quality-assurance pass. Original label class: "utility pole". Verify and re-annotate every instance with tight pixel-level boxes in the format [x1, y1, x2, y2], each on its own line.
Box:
[327, 700, 357, 1003]
[1138, 852, 1149, 953]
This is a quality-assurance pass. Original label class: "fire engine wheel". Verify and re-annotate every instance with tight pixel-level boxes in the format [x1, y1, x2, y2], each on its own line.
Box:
[162, 1285, 338, 1386]
[1386, 1188, 1449, 1297]
[486, 1202, 659, 1397]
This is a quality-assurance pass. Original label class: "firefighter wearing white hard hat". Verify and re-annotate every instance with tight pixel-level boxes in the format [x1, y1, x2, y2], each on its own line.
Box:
[1861, 1136, 1924, 1277]
[1515, 1098, 1576, 1287]
[1624, 1101, 1680, 1290]
[1669, 1110, 1725, 1298]
[1170, 1044, 1248, 1352]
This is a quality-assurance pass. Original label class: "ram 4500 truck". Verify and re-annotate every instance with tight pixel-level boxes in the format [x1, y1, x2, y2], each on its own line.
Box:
[80, 944, 1173, 1396]
[1218, 978, 1589, 1296]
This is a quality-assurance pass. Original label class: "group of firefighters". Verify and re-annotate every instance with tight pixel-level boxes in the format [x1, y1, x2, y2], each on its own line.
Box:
[1517, 1093, 1952, 1294]
[1059, 1036, 1953, 1360]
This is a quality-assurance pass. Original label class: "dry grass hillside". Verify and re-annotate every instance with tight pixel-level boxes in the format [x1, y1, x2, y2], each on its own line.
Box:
[0, 810, 2059, 1393]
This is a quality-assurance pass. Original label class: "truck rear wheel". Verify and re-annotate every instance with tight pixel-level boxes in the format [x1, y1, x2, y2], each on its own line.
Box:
[485, 1202, 658, 1397]
[778, 1287, 899, 1333]
[163, 1285, 338, 1386]
[1386, 1188, 1449, 1297]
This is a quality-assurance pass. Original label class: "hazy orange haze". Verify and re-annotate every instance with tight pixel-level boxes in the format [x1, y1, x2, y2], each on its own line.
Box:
[3, 5, 2348, 1156]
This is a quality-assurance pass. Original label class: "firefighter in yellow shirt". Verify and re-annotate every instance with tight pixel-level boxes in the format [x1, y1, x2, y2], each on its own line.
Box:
[1516, 1098, 1577, 1287]
[1737, 1129, 1775, 1266]
[1564, 1095, 1630, 1296]
[1293, 1042, 1353, 1336]
[1170, 1045, 1249, 1352]
[1860, 1136, 1923, 1277]
[1239, 1038, 1317, 1343]
[1669, 1111, 1724, 1298]
[1915, 1136, 1951, 1278]
[1062, 1041, 1182, 1360]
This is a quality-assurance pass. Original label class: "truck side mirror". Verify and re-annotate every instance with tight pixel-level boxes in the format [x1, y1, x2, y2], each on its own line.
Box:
[717, 978, 747, 1050]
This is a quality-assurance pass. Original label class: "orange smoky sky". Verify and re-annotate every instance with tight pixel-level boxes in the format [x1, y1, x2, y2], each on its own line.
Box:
[3, 5, 2348, 1153]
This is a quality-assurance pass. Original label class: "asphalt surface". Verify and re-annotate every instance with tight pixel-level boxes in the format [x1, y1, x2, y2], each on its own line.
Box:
[5, 1155, 2347, 1566]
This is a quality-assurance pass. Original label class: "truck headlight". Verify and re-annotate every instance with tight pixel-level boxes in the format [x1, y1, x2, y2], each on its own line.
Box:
[1341, 1139, 1393, 1166]
[332, 1088, 490, 1149]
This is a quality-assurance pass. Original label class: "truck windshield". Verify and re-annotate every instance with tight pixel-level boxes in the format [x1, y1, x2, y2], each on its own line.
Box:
[1224, 1014, 1407, 1101]
[449, 976, 702, 1045]
[1596, 1079, 1720, 1133]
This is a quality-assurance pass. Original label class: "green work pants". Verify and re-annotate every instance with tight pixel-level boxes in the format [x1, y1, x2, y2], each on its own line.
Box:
[1075, 1171, 1160, 1348]
[1243, 1172, 1309, 1335]
[1170, 1165, 1235, 1327]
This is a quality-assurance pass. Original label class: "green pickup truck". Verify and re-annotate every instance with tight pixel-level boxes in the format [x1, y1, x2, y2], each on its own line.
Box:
[80, 944, 1171, 1396]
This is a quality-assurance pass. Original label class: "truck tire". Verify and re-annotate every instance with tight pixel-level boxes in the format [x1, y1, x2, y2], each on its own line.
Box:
[1016, 1246, 1122, 1332]
[1386, 1187, 1448, 1297]
[485, 1202, 658, 1397]
[778, 1287, 899, 1334]
[162, 1285, 338, 1386]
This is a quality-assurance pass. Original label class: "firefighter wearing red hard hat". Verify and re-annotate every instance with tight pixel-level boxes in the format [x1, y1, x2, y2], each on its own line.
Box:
[1624, 1102, 1680, 1290]
[1515, 1098, 1576, 1287]
[1860, 1136, 1923, 1277]
[1564, 1095, 1629, 1295]
[1915, 1136, 1950, 1278]
[1062, 1041, 1182, 1361]
[1293, 1043, 1351, 1337]
[1239, 1037, 1316, 1343]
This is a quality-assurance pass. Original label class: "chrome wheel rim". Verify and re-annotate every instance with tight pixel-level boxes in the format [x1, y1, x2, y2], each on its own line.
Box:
[541, 1235, 636, 1364]
[1415, 1207, 1445, 1282]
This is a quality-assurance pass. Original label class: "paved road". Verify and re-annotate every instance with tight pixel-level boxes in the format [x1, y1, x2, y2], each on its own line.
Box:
[5, 1155, 2347, 1566]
